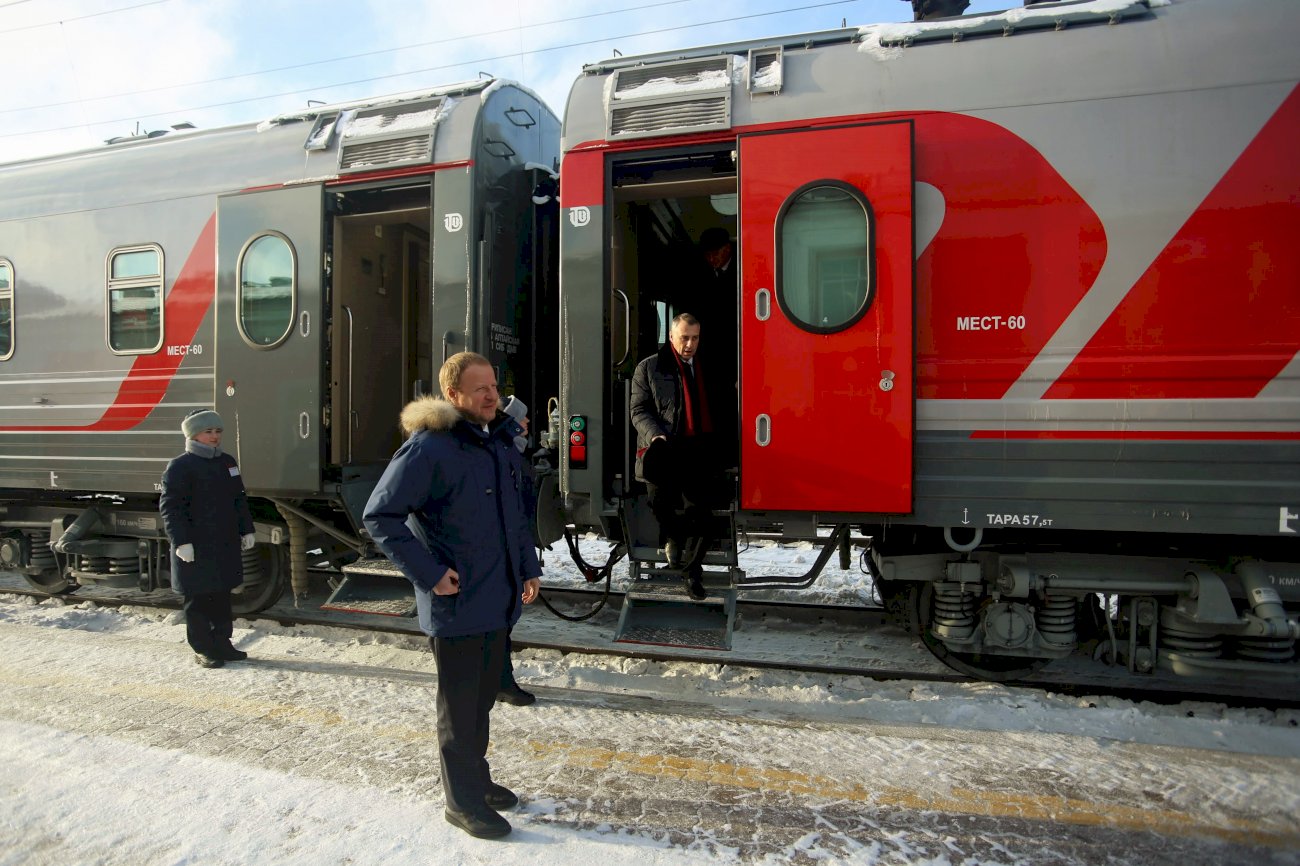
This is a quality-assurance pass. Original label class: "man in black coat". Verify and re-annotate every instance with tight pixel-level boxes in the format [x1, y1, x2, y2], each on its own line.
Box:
[159, 409, 256, 668]
[630, 313, 729, 600]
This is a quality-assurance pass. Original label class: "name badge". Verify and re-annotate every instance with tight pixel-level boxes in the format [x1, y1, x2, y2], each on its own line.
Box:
[229, 467, 241, 477]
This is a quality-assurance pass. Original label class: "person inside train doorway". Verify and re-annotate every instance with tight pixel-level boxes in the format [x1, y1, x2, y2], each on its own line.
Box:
[363, 352, 541, 840]
[496, 393, 537, 707]
[159, 409, 256, 669]
[695, 226, 739, 397]
[631, 313, 730, 601]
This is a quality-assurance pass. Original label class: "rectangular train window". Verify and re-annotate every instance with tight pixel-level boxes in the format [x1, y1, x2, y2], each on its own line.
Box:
[106, 245, 164, 354]
[0, 259, 12, 360]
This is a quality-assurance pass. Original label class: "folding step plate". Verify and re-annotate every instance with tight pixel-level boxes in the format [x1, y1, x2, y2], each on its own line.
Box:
[614, 572, 737, 650]
[324, 557, 416, 617]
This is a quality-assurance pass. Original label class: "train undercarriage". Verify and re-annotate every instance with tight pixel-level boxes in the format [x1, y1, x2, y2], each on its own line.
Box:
[870, 532, 1300, 684]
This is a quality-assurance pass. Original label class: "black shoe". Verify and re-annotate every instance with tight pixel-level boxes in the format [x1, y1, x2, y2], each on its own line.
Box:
[484, 782, 519, 810]
[686, 573, 707, 601]
[444, 806, 511, 839]
[496, 684, 536, 706]
[194, 653, 225, 669]
[214, 644, 248, 661]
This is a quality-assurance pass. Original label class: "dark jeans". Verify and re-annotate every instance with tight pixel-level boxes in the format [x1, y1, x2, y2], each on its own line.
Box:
[183, 590, 233, 656]
[432, 628, 508, 814]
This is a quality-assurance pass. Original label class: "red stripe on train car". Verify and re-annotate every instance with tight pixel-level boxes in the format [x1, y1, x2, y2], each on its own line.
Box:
[912, 113, 1106, 401]
[1045, 85, 1300, 400]
[0, 214, 216, 432]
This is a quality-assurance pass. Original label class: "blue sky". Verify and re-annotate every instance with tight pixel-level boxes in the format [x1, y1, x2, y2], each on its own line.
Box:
[0, 0, 1009, 163]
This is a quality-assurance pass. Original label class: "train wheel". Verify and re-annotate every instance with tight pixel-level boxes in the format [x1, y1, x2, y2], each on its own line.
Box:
[231, 543, 287, 616]
[22, 569, 76, 596]
[914, 582, 1051, 682]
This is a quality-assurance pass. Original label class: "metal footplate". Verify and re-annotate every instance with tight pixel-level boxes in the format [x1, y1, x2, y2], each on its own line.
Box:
[614, 570, 738, 650]
[324, 557, 416, 617]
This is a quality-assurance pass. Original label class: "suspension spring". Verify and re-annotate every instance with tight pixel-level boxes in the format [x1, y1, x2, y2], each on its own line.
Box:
[241, 547, 262, 582]
[1035, 595, 1078, 647]
[1158, 622, 1223, 658]
[1235, 637, 1296, 663]
[27, 531, 54, 570]
[107, 554, 139, 576]
[931, 584, 977, 640]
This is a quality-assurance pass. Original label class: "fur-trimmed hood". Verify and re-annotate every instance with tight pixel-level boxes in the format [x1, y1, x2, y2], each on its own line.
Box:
[399, 396, 464, 436]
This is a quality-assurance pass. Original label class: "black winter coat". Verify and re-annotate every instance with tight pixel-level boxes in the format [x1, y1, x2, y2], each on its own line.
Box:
[630, 344, 686, 481]
[159, 448, 254, 595]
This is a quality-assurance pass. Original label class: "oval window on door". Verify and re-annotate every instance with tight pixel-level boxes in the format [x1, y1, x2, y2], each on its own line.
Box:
[237, 232, 296, 348]
[774, 181, 875, 334]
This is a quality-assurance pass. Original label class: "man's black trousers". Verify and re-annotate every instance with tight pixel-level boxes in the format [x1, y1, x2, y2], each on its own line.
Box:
[182, 590, 233, 657]
[431, 628, 508, 815]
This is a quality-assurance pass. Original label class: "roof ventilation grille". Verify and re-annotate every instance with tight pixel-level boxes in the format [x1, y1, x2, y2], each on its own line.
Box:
[608, 56, 732, 141]
[336, 98, 444, 172]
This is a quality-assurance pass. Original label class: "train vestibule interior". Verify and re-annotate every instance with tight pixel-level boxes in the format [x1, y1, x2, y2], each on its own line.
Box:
[327, 185, 432, 469]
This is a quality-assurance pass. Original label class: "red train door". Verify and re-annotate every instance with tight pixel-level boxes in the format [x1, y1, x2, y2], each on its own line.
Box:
[738, 122, 914, 513]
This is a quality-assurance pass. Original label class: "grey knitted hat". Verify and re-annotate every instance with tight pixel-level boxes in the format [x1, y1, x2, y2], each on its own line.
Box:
[182, 409, 223, 439]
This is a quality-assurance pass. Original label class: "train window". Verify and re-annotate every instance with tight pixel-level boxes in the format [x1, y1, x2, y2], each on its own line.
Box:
[0, 259, 12, 361]
[106, 245, 164, 354]
[775, 182, 875, 334]
[237, 233, 295, 348]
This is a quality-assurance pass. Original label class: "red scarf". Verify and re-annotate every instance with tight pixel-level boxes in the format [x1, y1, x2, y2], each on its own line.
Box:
[672, 348, 713, 436]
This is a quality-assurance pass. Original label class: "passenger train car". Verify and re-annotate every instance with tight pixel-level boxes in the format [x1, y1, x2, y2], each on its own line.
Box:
[551, 0, 1300, 679]
[0, 78, 559, 612]
[1, 0, 1296, 687]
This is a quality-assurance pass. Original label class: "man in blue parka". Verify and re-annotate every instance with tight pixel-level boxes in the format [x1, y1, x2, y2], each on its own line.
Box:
[363, 352, 541, 840]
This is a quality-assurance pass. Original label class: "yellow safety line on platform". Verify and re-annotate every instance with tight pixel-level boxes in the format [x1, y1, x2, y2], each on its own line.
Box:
[522, 740, 1300, 849]
[1, 660, 1296, 850]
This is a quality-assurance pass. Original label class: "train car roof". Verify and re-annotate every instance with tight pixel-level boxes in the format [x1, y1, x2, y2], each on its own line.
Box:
[579, 0, 1159, 74]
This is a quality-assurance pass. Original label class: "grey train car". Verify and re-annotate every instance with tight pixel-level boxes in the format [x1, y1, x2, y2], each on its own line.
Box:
[550, 0, 1300, 680]
[0, 78, 560, 612]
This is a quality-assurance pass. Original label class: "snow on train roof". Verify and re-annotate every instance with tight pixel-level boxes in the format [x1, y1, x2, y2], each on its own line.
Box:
[857, 0, 1165, 57]
[583, 0, 1165, 74]
[258, 79, 491, 130]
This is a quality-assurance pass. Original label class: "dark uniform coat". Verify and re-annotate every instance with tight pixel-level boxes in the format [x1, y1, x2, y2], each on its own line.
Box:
[363, 397, 542, 638]
[159, 449, 254, 594]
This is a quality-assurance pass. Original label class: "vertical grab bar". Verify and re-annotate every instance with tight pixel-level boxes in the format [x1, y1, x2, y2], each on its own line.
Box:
[342, 305, 355, 464]
[613, 289, 630, 367]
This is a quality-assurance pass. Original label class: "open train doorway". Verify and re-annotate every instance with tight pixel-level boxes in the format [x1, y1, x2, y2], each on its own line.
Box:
[328, 185, 432, 469]
[608, 146, 740, 489]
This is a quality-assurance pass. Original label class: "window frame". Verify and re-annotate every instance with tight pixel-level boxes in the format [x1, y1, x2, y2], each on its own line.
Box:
[773, 179, 876, 335]
[235, 231, 297, 350]
[0, 258, 13, 361]
[104, 244, 165, 355]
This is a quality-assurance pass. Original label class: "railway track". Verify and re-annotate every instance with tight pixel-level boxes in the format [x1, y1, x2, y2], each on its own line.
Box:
[2, 574, 1296, 711]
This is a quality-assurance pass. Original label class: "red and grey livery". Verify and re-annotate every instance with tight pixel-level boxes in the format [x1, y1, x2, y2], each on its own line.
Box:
[0, 79, 559, 611]
[551, 0, 1300, 680]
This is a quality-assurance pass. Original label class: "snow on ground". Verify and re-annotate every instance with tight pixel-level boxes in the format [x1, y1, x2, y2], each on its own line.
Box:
[539, 531, 882, 606]
[1, 582, 1298, 865]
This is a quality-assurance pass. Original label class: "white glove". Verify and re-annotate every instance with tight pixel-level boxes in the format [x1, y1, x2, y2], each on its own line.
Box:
[241, 533, 256, 551]
[175, 543, 195, 563]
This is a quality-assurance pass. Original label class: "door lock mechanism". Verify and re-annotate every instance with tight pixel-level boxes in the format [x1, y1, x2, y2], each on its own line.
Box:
[879, 370, 895, 392]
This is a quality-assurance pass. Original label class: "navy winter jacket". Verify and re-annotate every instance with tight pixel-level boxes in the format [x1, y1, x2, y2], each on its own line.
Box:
[159, 447, 254, 595]
[362, 397, 542, 638]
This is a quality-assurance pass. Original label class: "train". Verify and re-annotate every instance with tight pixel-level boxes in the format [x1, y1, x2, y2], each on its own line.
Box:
[1, 0, 1297, 685]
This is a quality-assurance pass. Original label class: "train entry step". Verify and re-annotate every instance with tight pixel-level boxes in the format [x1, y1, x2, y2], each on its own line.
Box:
[324, 558, 416, 617]
[614, 573, 737, 651]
